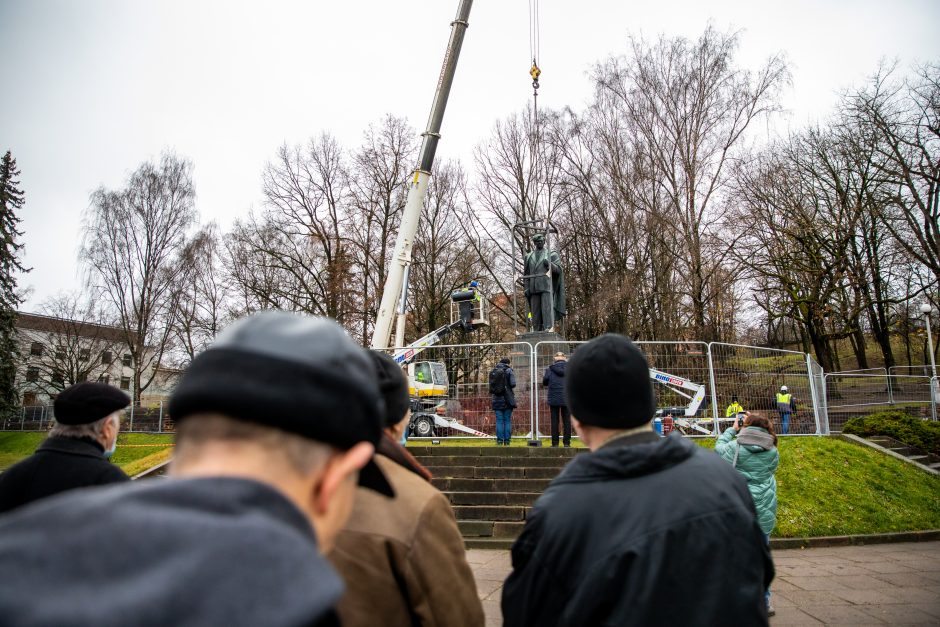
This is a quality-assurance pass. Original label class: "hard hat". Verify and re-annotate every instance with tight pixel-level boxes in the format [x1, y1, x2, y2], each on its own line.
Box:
[780, 385, 788, 392]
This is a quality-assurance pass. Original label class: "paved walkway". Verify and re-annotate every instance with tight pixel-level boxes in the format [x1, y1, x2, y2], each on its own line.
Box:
[467, 541, 940, 626]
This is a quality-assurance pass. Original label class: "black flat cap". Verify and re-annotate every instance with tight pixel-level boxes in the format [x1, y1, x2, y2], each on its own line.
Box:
[54, 382, 130, 425]
[368, 351, 411, 428]
[169, 311, 393, 497]
[565, 334, 655, 429]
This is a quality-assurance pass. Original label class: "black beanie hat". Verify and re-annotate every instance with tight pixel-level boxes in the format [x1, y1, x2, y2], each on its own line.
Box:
[54, 382, 130, 425]
[169, 311, 393, 496]
[565, 334, 655, 428]
[368, 351, 411, 427]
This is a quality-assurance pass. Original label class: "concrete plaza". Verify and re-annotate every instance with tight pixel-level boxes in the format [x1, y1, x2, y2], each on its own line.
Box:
[468, 541, 940, 626]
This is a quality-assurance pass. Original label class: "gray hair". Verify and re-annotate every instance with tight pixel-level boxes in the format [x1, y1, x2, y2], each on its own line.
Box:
[173, 414, 333, 476]
[49, 412, 119, 440]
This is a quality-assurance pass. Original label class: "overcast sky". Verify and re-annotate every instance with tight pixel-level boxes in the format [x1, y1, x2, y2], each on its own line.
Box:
[2, 0, 938, 311]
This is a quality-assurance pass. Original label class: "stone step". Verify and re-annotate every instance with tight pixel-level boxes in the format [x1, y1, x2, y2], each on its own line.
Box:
[413, 455, 571, 468]
[889, 447, 914, 455]
[432, 477, 552, 492]
[408, 446, 581, 458]
[426, 466, 561, 480]
[444, 491, 541, 507]
[458, 520, 526, 538]
[464, 537, 515, 550]
[929, 463, 940, 470]
[908, 455, 929, 462]
[452, 505, 528, 521]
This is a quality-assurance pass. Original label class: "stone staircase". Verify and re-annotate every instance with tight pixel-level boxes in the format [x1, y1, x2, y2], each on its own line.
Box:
[412, 446, 583, 549]
[866, 436, 940, 472]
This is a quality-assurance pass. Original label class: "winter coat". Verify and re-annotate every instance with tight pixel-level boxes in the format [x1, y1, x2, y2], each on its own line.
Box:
[716, 426, 779, 535]
[0, 477, 343, 626]
[329, 435, 484, 627]
[502, 432, 773, 627]
[491, 362, 517, 410]
[0, 436, 129, 514]
[542, 360, 567, 407]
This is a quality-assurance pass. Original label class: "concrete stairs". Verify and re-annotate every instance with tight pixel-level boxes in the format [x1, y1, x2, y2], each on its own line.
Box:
[867, 436, 940, 472]
[412, 446, 583, 549]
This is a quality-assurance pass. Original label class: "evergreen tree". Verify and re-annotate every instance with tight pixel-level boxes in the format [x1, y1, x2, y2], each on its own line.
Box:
[0, 151, 28, 419]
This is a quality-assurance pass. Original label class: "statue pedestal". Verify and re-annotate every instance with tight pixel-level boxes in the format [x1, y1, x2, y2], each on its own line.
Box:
[516, 330, 573, 361]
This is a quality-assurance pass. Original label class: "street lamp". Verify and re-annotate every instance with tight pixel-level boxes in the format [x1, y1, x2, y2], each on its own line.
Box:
[921, 302, 937, 378]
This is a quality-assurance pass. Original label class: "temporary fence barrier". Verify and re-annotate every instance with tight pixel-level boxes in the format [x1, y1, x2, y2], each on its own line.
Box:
[6, 342, 936, 436]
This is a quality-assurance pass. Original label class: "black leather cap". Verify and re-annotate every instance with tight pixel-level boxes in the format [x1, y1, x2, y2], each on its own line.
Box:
[169, 311, 393, 497]
[368, 351, 411, 428]
[54, 382, 130, 425]
[565, 334, 656, 428]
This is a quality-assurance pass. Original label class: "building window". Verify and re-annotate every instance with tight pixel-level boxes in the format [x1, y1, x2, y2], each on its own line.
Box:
[98, 374, 110, 385]
[30, 342, 43, 357]
[120, 376, 130, 390]
[101, 351, 112, 365]
[51, 370, 64, 385]
[79, 348, 90, 361]
[122, 353, 132, 367]
[26, 367, 39, 382]
[22, 392, 37, 406]
[55, 348, 66, 360]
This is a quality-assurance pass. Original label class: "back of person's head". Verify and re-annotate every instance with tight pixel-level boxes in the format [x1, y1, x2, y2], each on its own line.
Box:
[50, 382, 129, 448]
[566, 334, 655, 429]
[367, 351, 410, 430]
[168, 311, 394, 524]
[744, 413, 777, 445]
[500, 357, 510, 365]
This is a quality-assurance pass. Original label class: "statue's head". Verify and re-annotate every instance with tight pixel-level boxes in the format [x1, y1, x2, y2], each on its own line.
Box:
[532, 233, 545, 250]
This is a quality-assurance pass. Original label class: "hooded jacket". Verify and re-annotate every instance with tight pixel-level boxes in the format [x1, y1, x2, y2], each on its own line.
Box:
[329, 435, 483, 627]
[502, 432, 773, 627]
[0, 477, 343, 627]
[542, 360, 567, 406]
[716, 426, 779, 534]
[490, 362, 517, 410]
[0, 436, 129, 514]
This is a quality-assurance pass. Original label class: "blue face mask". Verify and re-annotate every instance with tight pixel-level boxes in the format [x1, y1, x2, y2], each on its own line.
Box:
[104, 436, 117, 459]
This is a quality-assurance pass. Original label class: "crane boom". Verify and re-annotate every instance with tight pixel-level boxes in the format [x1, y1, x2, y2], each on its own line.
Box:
[371, 0, 474, 349]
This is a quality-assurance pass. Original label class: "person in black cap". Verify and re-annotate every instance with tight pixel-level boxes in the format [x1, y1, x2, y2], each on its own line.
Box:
[502, 333, 774, 627]
[0, 381, 130, 514]
[0, 311, 391, 627]
[329, 351, 483, 627]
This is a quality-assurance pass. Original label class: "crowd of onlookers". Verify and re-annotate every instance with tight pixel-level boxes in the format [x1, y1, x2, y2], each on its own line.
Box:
[0, 311, 777, 626]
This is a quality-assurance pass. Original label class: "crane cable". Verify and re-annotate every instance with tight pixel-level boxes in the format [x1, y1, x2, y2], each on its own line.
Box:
[527, 0, 542, 222]
[528, 0, 541, 91]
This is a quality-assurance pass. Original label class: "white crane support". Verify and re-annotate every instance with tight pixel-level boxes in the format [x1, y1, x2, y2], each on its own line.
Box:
[371, 0, 474, 349]
[649, 368, 707, 417]
[392, 320, 465, 366]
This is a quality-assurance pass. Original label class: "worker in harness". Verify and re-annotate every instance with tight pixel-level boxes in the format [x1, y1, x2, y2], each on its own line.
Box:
[726, 395, 744, 418]
[775, 386, 796, 434]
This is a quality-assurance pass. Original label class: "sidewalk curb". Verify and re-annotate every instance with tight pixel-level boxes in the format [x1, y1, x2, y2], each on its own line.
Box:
[838, 433, 940, 476]
[771, 529, 940, 550]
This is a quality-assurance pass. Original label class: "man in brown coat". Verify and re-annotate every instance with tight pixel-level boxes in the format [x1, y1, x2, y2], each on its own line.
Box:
[329, 352, 484, 627]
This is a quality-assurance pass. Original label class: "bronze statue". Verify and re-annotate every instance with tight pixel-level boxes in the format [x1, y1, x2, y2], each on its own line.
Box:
[523, 233, 566, 332]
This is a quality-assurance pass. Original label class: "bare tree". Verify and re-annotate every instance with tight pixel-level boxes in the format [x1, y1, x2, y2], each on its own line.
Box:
[82, 152, 196, 403]
[592, 27, 789, 339]
[173, 223, 229, 363]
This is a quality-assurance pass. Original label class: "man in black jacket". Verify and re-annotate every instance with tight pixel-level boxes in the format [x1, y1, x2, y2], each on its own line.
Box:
[0, 382, 130, 513]
[0, 312, 394, 627]
[502, 334, 773, 627]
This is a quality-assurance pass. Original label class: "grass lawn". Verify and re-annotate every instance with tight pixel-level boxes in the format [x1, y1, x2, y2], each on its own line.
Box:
[408, 434, 940, 538]
[0, 432, 175, 473]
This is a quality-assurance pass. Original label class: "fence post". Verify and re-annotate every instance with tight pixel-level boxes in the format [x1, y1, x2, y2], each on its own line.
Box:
[39, 405, 45, 431]
[706, 343, 720, 437]
[805, 353, 823, 435]
[20, 406, 25, 430]
[158, 401, 164, 433]
[932, 377, 938, 422]
[130, 403, 135, 432]
[529, 343, 537, 440]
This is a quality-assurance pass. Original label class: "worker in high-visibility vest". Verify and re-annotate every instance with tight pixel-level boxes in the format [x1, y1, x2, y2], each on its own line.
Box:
[725, 395, 743, 418]
[775, 385, 796, 434]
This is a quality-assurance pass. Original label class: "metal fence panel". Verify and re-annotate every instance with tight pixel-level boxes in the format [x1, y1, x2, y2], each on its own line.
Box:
[824, 374, 934, 430]
[706, 343, 815, 435]
[387, 341, 532, 439]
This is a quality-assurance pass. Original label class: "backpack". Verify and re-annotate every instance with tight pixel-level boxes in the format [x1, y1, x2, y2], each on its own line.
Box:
[489, 366, 507, 395]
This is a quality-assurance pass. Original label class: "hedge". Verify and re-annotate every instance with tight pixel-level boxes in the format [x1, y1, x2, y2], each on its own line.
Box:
[843, 410, 940, 456]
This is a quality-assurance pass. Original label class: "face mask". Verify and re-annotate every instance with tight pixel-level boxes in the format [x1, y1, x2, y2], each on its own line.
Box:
[104, 436, 117, 459]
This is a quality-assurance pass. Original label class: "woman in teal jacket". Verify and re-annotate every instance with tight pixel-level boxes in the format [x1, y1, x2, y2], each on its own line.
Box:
[716, 411, 779, 614]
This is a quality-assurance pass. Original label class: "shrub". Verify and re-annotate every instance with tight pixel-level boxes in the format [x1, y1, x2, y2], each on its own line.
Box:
[843, 411, 940, 456]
